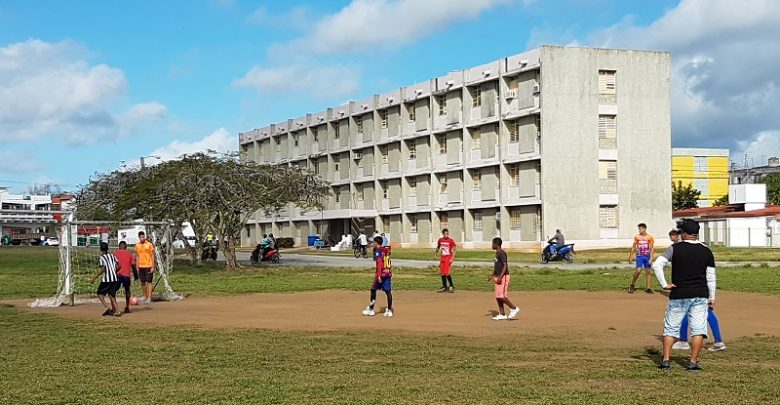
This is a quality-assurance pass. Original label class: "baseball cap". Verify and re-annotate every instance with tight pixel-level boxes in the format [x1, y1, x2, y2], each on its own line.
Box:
[678, 219, 700, 235]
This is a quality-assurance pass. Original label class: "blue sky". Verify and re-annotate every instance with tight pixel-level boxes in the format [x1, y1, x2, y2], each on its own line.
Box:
[1, 0, 778, 193]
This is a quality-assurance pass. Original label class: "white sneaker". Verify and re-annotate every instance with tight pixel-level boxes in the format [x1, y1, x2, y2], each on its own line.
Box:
[492, 314, 508, 321]
[507, 307, 521, 319]
[708, 342, 727, 352]
[384, 309, 394, 317]
[672, 341, 691, 350]
[362, 307, 375, 316]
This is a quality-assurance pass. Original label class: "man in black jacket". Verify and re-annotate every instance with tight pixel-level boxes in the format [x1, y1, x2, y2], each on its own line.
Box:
[651, 219, 716, 371]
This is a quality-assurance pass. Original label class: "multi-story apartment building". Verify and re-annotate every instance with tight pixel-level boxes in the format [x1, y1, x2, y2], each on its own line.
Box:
[672, 148, 730, 207]
[239, 46, 672, 249]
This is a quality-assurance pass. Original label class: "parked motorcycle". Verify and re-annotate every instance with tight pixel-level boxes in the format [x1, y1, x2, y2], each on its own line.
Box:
[541, 242, 575, 264]
[201, 241, 218, 261]
[250, 243, 281, 264]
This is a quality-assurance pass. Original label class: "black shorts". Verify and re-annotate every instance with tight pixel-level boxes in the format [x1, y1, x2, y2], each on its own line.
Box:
[138, 268, 153, 284]
[117, 276, 132, 294]
[97, 282, 120, 297]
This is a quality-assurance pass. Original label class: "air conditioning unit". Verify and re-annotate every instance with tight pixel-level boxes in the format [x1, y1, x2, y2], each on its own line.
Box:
[504, 90, 517, 100]
[353, 152, 363, 160]
[532, 84, 540, 94]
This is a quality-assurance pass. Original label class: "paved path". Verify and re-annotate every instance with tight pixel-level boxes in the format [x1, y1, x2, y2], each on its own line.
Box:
[231, 251, 779, 270]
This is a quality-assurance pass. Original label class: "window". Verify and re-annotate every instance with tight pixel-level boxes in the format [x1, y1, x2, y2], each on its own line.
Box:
[313, 127, 320, 142]
[509, 164, 519, 186]
[471, 129, 481, 150]
[437, 95, 446, 116]
[293, 134, 299, 147]
[381, 146, 389, 163]
[334, 123, 340, 139]
[275, 137, 281, 152]
[407, 104, 415, 122]
[382, 181, 389, 199]
[599, 161, 618, 193]
[440, 213, 448, 228]
[599, 206, 618, 228]
[410, 215, 418, 233]
[598, 115, 617, 149]
[313, 159, 320, 175]
[438, 135, 447, 154]
[409, 177, 417, 196]
[474, 212, 483, 230]
[508, 76, 519, 91]
[510, 208, 521, 229]
[334, 157, 341, 172]
[472, 170, 481, 189]
[694, 157, 708, 173]
[334, 187, 341, 203]
[598, 70, 616, 93]
[409, 142, 417, 160]
[356, 185, 364, 201]
[472, 87, 481, 108]
[508, 121, 519, 143]
[440, 175, 448, 192]
[379, 110, 388, 129]
[356, 115, 363, 133]
[694, 178, 709, 195]
[383, 216, 390, 231]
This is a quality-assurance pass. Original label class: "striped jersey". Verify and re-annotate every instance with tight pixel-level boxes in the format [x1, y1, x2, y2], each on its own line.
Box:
[98, 253, 120, 282]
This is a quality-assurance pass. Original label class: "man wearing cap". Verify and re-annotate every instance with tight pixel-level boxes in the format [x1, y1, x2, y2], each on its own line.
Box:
[651, 219, 716, 371]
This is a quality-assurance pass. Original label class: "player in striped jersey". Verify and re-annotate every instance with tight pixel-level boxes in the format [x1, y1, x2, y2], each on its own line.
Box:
[91, 242, 122, 317]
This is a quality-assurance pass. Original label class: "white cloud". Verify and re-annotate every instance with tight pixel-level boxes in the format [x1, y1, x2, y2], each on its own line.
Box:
[0, 151, 44, 174]
[149, 128, 237, 162]
[246, 6, 313, 30]
[590, 0, 780, 162]
[734, 131, 780, 165]
[0, 39, 167, 145]
[275, 0, 512, 55]
[232, 63, 361, 100]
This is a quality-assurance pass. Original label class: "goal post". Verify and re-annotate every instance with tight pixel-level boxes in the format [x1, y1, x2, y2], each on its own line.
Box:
[30, 217, 184, 308]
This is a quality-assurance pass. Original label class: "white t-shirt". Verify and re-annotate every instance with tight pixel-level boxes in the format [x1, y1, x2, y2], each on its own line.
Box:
[358, 234, 368, 245]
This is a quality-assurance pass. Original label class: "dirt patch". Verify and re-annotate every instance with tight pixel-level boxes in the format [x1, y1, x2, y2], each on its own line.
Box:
[13, 290, 780, 348]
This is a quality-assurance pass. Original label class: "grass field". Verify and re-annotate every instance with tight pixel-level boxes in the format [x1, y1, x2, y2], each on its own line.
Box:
[302, 245, 780, 264]
[1, 247, 779, 404]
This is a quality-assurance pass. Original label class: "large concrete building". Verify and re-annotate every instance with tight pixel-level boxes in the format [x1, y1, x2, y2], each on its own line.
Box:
[672, 148, 730, 207]
[239, 46, 673, 249]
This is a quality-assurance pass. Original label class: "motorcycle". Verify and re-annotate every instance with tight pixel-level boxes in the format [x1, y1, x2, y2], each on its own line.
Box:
[353, 243, 368, 258]
[250, 243, 281, 264]
[541, 242, 575, 264]
[201, 241, 218, 261]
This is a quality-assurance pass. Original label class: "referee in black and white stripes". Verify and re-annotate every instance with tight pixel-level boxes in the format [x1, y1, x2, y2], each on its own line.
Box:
[92, 242, 122, 317]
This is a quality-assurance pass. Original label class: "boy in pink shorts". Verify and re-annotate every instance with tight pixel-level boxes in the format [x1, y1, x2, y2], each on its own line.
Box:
[488, 237, 520, 321]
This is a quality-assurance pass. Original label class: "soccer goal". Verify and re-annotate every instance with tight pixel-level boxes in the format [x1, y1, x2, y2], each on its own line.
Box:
[30, 217, 184, 308]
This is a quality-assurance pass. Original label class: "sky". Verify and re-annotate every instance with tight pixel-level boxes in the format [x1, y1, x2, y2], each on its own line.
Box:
[1, 0, 779, 193]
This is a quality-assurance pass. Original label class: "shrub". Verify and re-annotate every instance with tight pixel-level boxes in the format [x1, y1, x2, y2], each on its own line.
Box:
[277, 237, 295, 248]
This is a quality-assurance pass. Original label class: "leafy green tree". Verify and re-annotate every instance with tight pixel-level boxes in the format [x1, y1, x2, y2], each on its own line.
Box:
[712, 194, 730, 207]
[760, 173, 780, 205]
[672, 181, 701, 211]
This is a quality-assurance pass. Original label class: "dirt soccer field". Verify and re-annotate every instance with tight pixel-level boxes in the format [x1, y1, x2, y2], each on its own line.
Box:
[19, 290, 780, 348]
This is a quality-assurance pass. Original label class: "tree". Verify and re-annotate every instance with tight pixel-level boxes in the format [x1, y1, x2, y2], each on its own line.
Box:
[760, 173, 780, 205]
[672, 181, 701, 211]
[75, 152, 327, 270]
[27, 183, 62, 195]
[712, 194, 730, 207]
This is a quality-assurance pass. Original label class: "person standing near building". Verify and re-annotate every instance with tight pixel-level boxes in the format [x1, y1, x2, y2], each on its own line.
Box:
[652, 219, 716, 371]
[134, 231, 155, 304]
[434, 228, 457, 293]
[362, 236, 393, 317]
[489, 237, 520, 321]
[628, 223, 655, 294]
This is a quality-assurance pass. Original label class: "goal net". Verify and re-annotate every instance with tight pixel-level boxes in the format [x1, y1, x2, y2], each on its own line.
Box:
[30, 219, 184, 308]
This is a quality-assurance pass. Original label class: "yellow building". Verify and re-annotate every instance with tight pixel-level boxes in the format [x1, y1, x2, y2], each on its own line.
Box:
[672, 148, 730, 207]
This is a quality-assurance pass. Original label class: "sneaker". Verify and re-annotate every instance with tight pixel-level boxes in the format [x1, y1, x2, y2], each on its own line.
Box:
[628, 285, 635, 294]
[492, 314, 508, 321]
[672, 341, 691, 350]
[645, 288, 654, 294]
[384, 309, 394, 318]
[448, 287, 455, 293]
[102, 308, 112, 316]
[507, 307, 521, 319]
[686, 362, 702, 372]
[437, 287, 448, 293]
[708, 342, 727, 352]
[362, 307, 375, 316]
[658, 360, 672, 370]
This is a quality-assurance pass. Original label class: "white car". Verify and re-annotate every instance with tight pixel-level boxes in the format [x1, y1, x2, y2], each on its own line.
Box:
[44, 237, 59, 246]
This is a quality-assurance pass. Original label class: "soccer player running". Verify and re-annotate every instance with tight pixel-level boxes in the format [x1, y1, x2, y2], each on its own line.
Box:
[652, 219, 716, 371]
[134, 231, 155, 304]
[489, 237, 520, 321]
[628, 223, 655, 294]
[362, 236, 394, 317]
[434, 228, 457, 293]
[114, 241, 137, 314]
[91, 242, 122, 317]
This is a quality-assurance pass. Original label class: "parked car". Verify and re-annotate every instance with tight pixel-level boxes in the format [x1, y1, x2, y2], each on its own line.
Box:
[44, 237, 59, 247]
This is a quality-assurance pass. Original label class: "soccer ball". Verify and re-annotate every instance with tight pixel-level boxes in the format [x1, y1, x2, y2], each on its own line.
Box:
[130, 296, 139, 306]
